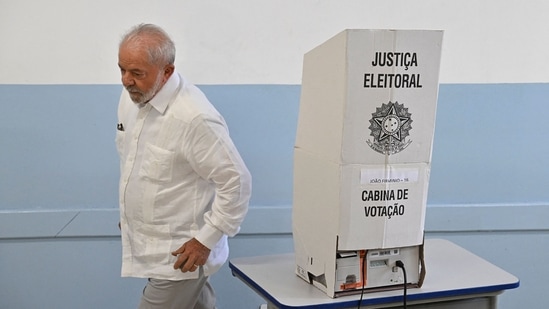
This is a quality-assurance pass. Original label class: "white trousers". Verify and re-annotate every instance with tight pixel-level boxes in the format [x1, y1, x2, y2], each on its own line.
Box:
[137, 268, 216, 309]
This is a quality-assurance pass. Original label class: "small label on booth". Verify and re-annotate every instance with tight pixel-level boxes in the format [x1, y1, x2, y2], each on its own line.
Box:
[360, 167, 419, 185]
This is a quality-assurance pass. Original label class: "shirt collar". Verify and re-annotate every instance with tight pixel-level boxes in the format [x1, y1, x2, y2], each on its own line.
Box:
[147, 72, 181, 114]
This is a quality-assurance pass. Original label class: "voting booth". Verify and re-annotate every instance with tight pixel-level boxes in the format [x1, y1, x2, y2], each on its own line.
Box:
[292, 29, 443, 297]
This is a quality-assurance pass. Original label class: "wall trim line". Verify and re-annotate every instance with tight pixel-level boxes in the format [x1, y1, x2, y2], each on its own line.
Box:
[1, 203, 548, 240]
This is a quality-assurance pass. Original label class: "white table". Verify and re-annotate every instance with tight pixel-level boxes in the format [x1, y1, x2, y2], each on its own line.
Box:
[229, 239, 519, 309]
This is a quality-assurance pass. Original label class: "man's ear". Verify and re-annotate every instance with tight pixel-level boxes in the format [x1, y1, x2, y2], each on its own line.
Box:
[163, 64, 175, 81]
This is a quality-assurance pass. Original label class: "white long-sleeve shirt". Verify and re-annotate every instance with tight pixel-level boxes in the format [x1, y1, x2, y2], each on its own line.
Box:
[116, 73, 251, 280]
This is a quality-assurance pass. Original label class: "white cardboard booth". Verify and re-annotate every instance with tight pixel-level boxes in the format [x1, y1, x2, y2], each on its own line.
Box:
[292, 29, 443, 297]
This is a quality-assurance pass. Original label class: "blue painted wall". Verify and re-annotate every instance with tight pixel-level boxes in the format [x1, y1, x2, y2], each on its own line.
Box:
[2, 84, 548, 210]
[430, 84, 549, 205]
[1, 83, 548, 308]
[0, 84, 302, 211]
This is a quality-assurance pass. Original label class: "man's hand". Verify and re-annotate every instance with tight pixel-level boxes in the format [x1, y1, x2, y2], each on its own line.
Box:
[171, 238, 211, 273]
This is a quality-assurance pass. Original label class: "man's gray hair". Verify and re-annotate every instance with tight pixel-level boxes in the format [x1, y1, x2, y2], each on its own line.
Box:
[120, 23, 176, 66]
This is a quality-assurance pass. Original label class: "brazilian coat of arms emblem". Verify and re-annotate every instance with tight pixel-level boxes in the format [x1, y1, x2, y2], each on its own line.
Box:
[366, 101, 413, 155]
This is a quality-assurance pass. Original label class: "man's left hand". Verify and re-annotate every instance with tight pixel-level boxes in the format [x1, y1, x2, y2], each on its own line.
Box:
[171, 238, 211, 273]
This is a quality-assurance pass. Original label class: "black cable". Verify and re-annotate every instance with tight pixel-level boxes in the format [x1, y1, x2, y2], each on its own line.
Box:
[395, 260, 407, 309]
[357, 251, 366, 309]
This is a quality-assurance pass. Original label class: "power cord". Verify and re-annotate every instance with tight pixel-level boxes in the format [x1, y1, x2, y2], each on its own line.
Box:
[395, 260, 408, 309]
[356, 250, 366, 309]
[356, 256, 408, 309]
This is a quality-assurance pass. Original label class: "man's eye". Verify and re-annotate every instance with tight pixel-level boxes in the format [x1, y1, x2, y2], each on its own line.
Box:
[132, 72, 145, 78]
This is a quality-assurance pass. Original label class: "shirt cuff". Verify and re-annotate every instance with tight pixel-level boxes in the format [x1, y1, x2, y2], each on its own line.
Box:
[195, 224, 224, 250]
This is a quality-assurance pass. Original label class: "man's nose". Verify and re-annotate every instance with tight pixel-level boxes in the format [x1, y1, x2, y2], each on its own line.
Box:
[121, 72, 135, 87]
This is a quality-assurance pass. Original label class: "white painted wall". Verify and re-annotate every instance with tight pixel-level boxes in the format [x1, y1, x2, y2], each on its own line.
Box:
[1, 0, 548, 84]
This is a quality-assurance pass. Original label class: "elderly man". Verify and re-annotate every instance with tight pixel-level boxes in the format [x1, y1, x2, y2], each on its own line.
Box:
[115, 23, 252, 309]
